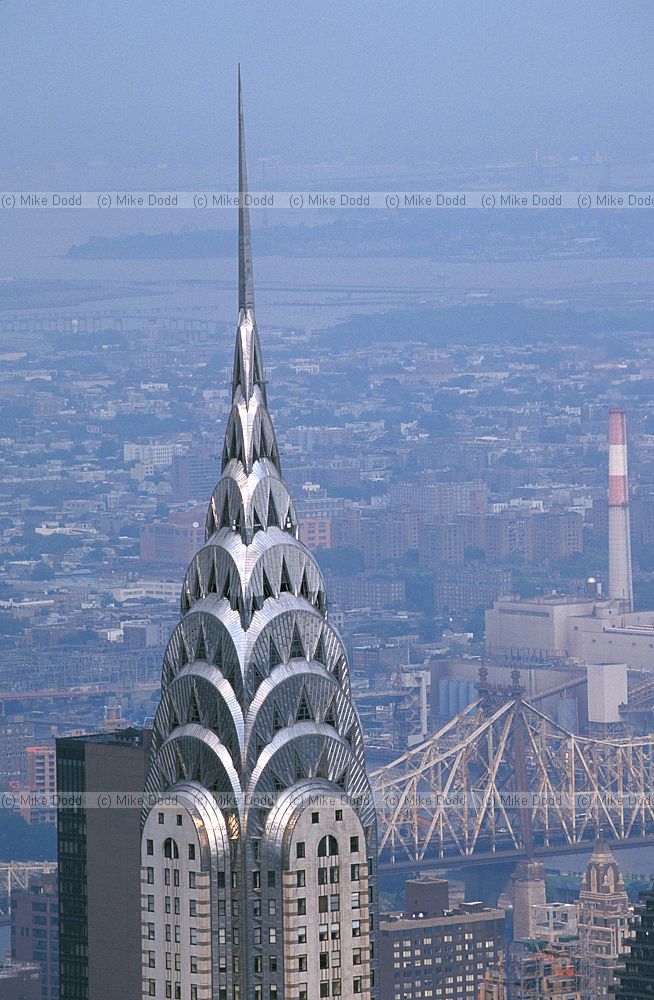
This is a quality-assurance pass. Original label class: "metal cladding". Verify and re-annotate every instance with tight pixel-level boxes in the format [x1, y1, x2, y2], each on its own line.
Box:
[608, 408, 633, 610]
[142, 73, 378, 996]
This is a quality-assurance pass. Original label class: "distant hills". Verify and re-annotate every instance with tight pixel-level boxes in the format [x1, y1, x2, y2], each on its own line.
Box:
[67, 211, 654, 261]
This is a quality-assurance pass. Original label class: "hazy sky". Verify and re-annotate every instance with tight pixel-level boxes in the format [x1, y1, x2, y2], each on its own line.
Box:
[2, 1, 654, 175]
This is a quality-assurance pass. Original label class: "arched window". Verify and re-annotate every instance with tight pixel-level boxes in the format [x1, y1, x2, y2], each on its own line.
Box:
[318, 835, 338, 858]
[163, 838, 179, 860]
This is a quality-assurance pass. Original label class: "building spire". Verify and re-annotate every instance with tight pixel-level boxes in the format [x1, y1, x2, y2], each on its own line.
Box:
[238, 65, 255, 312]
[231, 68, 266, 409]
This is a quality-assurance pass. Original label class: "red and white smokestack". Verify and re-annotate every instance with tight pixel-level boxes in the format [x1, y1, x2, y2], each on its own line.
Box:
[608, 408, 633, 611]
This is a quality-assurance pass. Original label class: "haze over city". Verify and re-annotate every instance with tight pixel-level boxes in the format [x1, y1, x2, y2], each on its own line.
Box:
[3, 4, 654, 1000]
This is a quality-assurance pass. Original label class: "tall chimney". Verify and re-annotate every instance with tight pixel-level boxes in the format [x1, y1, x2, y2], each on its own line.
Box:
[608, 408, 633, 611]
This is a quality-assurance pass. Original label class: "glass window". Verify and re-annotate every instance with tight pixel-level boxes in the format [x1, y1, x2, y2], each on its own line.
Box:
[296, 842, 306, 859]
[318, 835, 339, 857]
[163, 838, 179, 859]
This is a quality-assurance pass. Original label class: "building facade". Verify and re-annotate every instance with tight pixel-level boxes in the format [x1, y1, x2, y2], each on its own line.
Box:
[612, 881, 654, 1000]
[56, 728, 151, 1000]
[379, 878, 504, 1000]
[11, 872, 59, 1000]
[576, 839, 632, 997]
[140, 75, 379, 1000]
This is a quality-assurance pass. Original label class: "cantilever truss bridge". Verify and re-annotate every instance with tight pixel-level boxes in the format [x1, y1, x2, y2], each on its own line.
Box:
[371, 687, 654, 865]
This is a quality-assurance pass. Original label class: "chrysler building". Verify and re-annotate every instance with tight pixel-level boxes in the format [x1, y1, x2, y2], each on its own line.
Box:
[140, 71, 379, 1000]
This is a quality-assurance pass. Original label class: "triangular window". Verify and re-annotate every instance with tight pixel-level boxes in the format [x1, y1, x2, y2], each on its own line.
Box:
[280, 560, 293, 594]
[269, 639, 282, 670]
[290, 624, 304, 660]
[179, 640, 189, 667]
[315, 750, 329, 779]
[314, 632, 326, 665]
[272, 706, 285, 734]
[262, 569, 275, 600]
[335, 769, 348, 791]
[271, 772, 285, 793]
[267, 491, 279, 528]
[293, 751, 307, 781]
[196, 627, 208, 662]
[296, 689, 313, 722]
[324, 697, 338, 728]
[188, 686, 202, 723]
[221, 494, 230, 529]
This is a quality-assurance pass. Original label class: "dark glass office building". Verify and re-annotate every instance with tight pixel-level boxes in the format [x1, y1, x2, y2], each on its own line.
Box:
[56, 728, 151, 1000]
[613, 883, 654, 1000]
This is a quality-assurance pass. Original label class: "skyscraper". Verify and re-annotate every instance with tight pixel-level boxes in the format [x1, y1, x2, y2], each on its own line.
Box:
[577, 838, 632, 997]
[140, 72, 379, 1000]
[57, 728, 152, 1000]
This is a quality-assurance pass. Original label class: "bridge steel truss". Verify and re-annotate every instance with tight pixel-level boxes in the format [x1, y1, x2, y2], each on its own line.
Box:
[371, 693, 654, 864]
